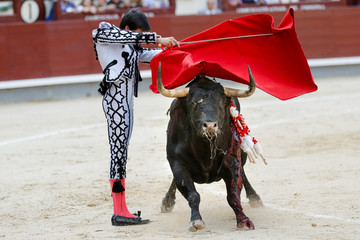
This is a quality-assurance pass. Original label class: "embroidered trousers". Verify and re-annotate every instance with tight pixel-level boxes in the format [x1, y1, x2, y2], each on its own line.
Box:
[103, 78, 134, 180]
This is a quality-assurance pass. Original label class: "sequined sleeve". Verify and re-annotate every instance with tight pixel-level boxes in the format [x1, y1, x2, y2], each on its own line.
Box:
[93, 22, 158, 45]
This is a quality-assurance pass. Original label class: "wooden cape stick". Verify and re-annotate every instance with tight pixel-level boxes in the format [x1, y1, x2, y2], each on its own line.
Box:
[179, 33, 274, 45]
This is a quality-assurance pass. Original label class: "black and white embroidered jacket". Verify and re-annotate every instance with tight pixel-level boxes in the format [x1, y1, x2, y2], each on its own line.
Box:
[92, 22, 161, 96]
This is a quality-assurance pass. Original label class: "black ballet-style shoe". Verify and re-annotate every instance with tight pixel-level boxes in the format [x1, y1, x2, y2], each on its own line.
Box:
[111, 211, 150, 226]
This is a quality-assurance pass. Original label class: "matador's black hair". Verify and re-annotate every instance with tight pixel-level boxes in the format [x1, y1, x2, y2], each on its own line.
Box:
[119, 8, 151, 31]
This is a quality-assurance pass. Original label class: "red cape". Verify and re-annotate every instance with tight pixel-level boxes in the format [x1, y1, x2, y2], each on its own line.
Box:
[150, 8, 317, 100]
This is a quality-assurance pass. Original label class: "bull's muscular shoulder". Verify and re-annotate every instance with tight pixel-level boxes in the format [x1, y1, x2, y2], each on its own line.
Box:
[167, 98, 188, 137]
[169, 98, 186, 118]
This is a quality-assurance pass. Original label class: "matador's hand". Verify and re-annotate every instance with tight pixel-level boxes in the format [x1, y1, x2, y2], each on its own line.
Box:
[156, 37, 180, 48]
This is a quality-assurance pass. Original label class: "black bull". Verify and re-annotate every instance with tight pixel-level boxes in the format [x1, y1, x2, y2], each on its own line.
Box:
[157, 64, 263, 231]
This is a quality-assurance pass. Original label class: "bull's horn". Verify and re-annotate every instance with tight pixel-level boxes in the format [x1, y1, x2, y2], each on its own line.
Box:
[224, 65, 256, 98]
[157, 62, 189, 98]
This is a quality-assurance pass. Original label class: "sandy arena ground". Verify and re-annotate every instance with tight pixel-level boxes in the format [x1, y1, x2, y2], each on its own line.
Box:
[0, 75, 359, 240]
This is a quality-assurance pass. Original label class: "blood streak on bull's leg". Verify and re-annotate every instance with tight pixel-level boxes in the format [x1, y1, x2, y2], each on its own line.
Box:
[224, 156, 255, 230]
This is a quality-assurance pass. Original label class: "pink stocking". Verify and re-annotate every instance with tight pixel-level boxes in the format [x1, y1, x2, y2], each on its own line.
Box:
[110, 179, 136, 218]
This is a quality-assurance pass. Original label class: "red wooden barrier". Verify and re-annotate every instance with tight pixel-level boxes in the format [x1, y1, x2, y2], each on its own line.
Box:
[0, 4, 360, 81]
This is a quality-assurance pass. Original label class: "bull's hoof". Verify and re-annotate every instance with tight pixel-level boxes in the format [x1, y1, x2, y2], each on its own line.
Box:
[237, 218, 255, 230]
[249, 199, 264, 208]
[161, 203, 174, 213]
[188, 219, 205, 232]
[161, 196, 175, 213]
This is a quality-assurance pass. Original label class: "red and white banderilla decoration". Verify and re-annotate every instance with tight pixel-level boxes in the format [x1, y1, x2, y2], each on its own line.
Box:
[230, 101, 268, 165]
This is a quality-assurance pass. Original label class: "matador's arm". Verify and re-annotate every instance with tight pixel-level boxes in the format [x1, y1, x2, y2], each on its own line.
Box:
[92, 22, 159, 45]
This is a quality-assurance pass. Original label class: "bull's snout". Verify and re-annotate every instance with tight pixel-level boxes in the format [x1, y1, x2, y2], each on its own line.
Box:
[202, 121, 218, 137]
